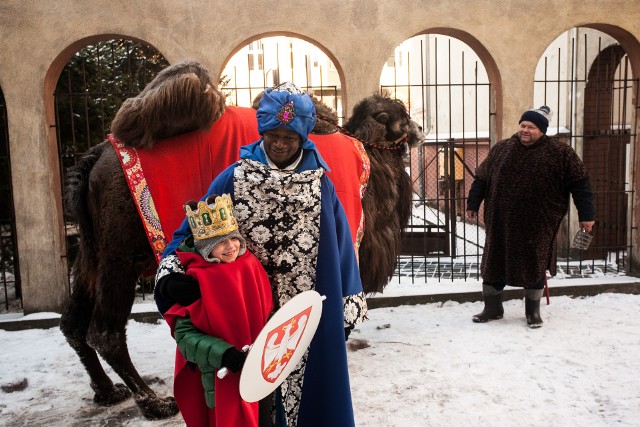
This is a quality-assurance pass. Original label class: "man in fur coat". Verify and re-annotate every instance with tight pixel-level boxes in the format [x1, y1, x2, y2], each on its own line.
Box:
[466, 106, 595, 328]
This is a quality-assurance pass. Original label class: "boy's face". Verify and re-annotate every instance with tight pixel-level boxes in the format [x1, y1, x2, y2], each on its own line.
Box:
[211, 237, 241, 263]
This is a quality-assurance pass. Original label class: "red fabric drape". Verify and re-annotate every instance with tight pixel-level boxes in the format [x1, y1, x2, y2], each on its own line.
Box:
[312, 132, 368, 246]
[136, 106, 260, 243]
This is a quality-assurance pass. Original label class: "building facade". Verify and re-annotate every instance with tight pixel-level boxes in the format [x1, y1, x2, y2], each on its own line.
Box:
[1, 0, 639, 313]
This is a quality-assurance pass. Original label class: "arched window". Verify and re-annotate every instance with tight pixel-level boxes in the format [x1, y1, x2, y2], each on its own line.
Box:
[221, 36, 344, 120]
[382, 33, 497, 282]
[53, 39, 169, 287]
[534, 28, 637, 275]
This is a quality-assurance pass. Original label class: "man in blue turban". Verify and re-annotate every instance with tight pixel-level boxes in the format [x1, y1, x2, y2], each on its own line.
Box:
[156, 82, 365, 427]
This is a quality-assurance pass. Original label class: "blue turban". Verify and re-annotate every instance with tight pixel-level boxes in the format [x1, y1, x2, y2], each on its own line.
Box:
[257, 83, 317, 146]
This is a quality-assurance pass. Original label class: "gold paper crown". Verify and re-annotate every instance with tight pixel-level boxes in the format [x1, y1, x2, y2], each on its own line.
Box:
[184, 194, 239, 241]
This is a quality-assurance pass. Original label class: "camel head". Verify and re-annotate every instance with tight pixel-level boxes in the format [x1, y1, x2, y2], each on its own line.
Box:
[343, 94, 423, 155]
[110, 60, 226, 148]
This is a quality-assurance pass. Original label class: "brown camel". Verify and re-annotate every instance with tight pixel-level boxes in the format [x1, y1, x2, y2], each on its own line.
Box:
[60, 60, 423, 420]
[344, 95, 423, 293]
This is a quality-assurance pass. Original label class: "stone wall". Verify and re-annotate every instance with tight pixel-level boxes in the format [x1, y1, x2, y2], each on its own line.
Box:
[1, 0, 639, 312]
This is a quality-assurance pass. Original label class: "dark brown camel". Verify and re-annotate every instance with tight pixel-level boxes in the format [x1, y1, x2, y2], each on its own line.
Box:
[344, 95, 422, 294]
[60, 60, 422, 420]
[59, 61, 222, 419]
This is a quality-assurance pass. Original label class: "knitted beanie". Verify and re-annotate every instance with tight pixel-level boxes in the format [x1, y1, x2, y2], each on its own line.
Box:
[184, 195, 246, 263]
[519, 106, 551, 134]
[194, 229, 247, 263]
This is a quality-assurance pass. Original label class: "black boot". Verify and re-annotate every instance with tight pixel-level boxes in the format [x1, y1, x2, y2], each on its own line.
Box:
[525, 289, 543, 328]
[472, 294, 504, 323]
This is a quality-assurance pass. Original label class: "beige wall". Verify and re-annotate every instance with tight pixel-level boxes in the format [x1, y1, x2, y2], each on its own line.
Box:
[1, 0, 639, 313]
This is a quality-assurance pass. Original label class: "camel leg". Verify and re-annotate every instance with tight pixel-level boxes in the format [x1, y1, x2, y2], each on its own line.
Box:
[60, 280, 132, 406]
[86, 259, 178, 420]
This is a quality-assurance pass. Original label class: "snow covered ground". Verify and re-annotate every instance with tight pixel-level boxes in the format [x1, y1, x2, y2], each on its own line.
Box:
[1, 282, 639, 426]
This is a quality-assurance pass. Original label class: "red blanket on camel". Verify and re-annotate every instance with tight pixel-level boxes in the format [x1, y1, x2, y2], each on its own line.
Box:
[110, 105, 369, 264]
[110, 105, 260, 262]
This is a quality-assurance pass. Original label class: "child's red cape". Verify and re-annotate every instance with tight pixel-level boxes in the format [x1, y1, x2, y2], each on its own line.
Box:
[164, 251, 273, 427]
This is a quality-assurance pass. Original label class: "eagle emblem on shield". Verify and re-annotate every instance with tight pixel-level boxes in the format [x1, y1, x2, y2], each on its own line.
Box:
[261, 306, 312, 382]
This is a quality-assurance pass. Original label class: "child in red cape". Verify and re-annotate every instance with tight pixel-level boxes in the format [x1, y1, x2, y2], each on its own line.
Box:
[163, 194, 273, 427]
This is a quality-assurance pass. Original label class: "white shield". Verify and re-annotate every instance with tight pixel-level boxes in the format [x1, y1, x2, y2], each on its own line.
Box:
[239, 290, 324, 402]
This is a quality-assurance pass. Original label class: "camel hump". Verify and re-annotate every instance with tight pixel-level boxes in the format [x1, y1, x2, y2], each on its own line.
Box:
[110, 61, 226, 149]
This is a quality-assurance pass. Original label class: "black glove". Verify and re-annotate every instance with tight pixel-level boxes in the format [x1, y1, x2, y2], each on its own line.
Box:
[344, 325, 354, 341]
[156, 273, 201, 306]
[221, 347, 247, 373]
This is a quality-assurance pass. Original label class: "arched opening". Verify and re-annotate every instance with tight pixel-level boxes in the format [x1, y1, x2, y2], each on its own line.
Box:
[534, 27, 639, 276]
[46, 37, 169, 292]
[380, 31, 501, 283]
[220, 34, 346, 120]
[583, 44, 631, 263]
[0, 87, 21, 312]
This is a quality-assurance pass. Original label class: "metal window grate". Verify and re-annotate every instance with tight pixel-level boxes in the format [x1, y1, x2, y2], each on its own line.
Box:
[220, 36, 345, 122]
[0, 89, 21, 311]
[534, 29, 637, 276]
[381, 34, 493, 284]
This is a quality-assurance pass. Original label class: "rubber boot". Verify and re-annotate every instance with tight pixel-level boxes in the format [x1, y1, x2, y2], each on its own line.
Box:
[472, 286, 504, 323]
[525, 288, 544, 329]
